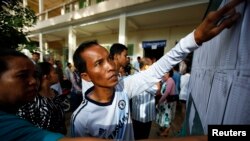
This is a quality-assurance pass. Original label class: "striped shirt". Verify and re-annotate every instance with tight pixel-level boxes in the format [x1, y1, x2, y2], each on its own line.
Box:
[131, 84, 158, 122]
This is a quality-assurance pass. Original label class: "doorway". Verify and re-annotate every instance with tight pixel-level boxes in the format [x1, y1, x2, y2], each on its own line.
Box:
[144, 47, 164, 61]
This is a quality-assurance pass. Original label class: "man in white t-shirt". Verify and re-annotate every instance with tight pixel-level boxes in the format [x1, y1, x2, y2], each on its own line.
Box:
[71, 1, 242, 140]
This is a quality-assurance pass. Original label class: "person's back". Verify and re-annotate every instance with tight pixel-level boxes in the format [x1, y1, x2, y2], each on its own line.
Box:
[131, 57, 160, 139]
[65, 62, 72, 80]
[133, 56, 141, 73]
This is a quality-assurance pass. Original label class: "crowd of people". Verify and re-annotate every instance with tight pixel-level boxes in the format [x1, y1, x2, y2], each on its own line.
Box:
[0, 0, 244, 140]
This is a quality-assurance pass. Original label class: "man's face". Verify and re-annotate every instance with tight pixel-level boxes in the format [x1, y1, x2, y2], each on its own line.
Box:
[32, 54, 40, 62]
[116, 50, 128, 68]
[81, 45, 118, 88]
[0, 57, 37, 107]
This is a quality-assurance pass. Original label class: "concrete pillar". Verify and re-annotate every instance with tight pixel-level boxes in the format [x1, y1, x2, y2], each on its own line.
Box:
[23, 0, 27, 7]
[39, 33, 43, 62]
[118, 13, 127, 45]
[39, 0, 44, 20]
[68, 26, 77, 64]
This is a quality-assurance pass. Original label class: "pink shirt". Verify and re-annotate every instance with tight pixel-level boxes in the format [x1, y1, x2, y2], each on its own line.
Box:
[159, 77, 175, 103]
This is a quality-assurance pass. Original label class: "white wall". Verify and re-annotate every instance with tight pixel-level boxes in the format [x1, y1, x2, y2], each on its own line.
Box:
[77, 24, 197, 61]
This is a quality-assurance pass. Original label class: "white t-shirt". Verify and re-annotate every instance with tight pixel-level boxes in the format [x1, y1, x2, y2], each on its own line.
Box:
[81, 79, 94, 97]
[71, 31, 198, 140]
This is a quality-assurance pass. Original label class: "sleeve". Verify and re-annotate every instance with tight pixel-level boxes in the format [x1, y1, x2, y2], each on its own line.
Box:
[0, 112, 64, 141]
[123, 31, 199, 98]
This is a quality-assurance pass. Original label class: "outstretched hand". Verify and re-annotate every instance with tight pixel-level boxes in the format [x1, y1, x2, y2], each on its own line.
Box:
[194, 0, 245, 45]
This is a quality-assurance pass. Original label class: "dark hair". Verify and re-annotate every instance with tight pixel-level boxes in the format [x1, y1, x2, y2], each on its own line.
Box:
[139, 61, 145, 70]
[173, 64, 179, 71]
[32, 52, 40, 56]
[36, 62, 53, 80]
[67, 62, 71, 67]
[169, 69, 174, 77]
[109, 43, 128, 60]
[0, 50, 29, 76]
[183, 59, 192, 74]
[55, 60, 62, 66]
[73, 40, 98, 73]
[61, 79, 72, 90]
[186, 66, 191, 74]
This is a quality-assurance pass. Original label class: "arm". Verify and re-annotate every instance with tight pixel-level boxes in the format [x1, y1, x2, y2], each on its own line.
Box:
[122, 0, 243, 98]
[194, 0, 243, 45]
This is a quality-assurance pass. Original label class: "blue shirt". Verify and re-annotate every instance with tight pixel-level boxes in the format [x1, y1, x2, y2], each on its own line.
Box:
[173, 71, 181, 95]
[0, 111, 64, 141]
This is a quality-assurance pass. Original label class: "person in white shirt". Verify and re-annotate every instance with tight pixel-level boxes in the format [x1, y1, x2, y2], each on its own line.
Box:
[70, 1, 243, 140]
[133, 56, 141, 73]
[65, 62, 72, 80]
[131, 57, 161, 140]
[179, 60, 191, 124]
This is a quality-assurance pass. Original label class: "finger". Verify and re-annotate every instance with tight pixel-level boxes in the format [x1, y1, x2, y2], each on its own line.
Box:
[225, 8, 236, 16]
[216, 0, 244, 16]
[213, 13, 241, 34]
[216, 9, 236, 26]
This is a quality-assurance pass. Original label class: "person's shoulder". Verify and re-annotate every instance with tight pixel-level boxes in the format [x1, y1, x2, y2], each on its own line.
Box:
[169, 77, 175, 83]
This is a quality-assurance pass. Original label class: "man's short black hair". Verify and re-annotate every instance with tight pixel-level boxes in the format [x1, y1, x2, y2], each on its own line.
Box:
[73, 40, 98, 73]
[32, 52, 40, 56]
[169, 69, 174, 77]
[109, 43, 128, 60]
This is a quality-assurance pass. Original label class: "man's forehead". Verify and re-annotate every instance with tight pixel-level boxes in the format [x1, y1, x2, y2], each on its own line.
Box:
[8, 57, 35, 71]
[81, 45, 108, 58]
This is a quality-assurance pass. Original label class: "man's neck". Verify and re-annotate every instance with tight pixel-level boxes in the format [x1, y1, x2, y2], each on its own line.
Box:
[88, 87, 114, 103]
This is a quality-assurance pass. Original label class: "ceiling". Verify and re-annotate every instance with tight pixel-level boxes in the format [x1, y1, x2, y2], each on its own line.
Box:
[28, 0, 68, 13]
[27, 1, 209, 42]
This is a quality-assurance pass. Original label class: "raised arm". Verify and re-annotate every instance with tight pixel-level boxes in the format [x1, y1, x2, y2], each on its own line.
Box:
[123, 0, 244, 98]
[194, 0, 244, 45]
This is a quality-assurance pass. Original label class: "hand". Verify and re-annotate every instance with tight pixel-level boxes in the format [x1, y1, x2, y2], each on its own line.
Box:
[194, 0, 244, 45]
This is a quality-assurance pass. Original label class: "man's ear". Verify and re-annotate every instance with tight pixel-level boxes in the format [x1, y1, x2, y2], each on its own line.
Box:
[80, 72, 91, 82]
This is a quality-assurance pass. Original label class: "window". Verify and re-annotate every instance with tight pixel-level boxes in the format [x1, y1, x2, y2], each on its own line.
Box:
[127, 44, 134, 56]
